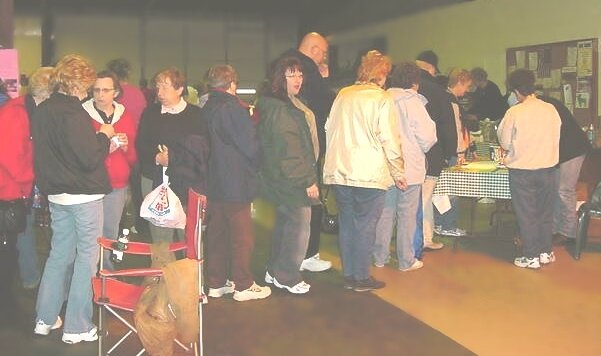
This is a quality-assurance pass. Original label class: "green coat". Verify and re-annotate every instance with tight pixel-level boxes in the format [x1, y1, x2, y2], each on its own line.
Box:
[256, 95, 318, 208]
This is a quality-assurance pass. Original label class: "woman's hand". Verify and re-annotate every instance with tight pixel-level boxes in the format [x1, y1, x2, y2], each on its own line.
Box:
[155, 145, 169, 166]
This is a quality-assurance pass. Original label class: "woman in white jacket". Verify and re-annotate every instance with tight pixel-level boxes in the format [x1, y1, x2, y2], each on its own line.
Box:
[373, 61, 437, 272]
[323, 51, 406, 292]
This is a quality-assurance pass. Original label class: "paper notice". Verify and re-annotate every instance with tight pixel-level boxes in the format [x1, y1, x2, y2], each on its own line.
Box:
[516, 50, 526, 69]
[577, 41, 593, 77]
[567, 46, 577, 67]
[528, 52, 539, 71]
[432, 195, 451, 215]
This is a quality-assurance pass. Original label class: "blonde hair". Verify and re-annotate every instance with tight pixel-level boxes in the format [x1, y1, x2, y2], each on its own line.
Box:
[356, 50, 392, 84]
[448, 68, 472, 88]
[52, 54, 96, 94]
[28, 67, 54, 99]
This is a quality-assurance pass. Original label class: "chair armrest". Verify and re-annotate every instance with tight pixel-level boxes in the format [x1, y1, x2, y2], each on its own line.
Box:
[98, 268, 163, 278]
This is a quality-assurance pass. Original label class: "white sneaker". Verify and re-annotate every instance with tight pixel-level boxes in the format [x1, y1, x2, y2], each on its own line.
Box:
[232, 282, 271, 302]
[264, 271, 274, 284]
[514, 256, 541, 269]
[440, 228, 466, 237]
[399, 260, 424, 272]
[34, 316, 62, 336]
[540, 252, 556, 265]
[208, 280, 235, 298]
[274, 278, 311, 294]
[62, 326, 98, 344]
[300, 253, 332, 272]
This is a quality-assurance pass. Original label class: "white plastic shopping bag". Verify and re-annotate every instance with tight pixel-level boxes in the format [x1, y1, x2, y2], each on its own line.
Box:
[140, 168, 186, 229]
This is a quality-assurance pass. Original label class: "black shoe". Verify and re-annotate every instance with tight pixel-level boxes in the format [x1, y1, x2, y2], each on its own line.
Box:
[352, 276, 385, 292]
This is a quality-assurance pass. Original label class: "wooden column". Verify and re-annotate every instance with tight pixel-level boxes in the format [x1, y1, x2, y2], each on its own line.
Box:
[0, 0, 14, 48]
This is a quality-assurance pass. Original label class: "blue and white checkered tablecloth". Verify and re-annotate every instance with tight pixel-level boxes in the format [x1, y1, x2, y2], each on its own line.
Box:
[433, 164, 511, 200]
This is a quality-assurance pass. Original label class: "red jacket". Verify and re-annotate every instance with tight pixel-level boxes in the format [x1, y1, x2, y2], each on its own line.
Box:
[0, 96, 35, 200]
[82, 100, 137, 189]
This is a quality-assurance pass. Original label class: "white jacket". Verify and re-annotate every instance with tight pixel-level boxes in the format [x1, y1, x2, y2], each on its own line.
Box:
[323, 83, 405, 190]
[388, 88, 437, 185]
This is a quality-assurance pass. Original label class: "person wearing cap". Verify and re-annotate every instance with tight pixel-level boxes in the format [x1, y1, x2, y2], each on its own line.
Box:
[415, 50, 457, 250]
[497, 69, 561, 269]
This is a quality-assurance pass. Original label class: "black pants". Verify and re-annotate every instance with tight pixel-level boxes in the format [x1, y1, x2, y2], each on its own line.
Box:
[306, 204, 323, 258]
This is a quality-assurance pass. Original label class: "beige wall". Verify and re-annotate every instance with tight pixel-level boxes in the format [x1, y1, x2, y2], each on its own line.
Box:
[329, 0, 601, 115]
[14, 11, 298, 89]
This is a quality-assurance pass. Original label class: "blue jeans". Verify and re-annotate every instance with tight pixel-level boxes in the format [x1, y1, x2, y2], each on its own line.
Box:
[413, 191, 424, 259]
[268, 204, 311, 286]
[553, 154, 585, 238]
[16, 212, 41, 288]
[36, 198, 103, 334]
[102, 187, 128, 270]
[374, 185, 422, 269]
[509, 167, 556, 258]
[335, 185, 385, 281]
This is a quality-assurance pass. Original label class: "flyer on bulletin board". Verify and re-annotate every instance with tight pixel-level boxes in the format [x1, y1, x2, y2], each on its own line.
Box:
[0, 49, 20, 98]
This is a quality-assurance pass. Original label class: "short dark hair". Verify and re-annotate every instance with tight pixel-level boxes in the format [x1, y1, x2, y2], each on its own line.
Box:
[389, 61, 421, 89]
[106, 58, 131, 80]
[206, 64, 238, 90]
[95, 70, 122, 99]
[507, 69, 535, 96]
[268, 56, 302, 101]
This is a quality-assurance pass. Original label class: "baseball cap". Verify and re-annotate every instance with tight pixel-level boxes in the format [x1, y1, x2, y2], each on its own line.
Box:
[416, 50, 440, 73]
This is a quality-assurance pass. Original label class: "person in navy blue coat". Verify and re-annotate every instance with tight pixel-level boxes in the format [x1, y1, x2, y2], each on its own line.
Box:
[203, 64, 271, 302]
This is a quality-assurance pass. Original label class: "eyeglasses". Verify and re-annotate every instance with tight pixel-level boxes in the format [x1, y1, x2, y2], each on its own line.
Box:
[285, 73, 304, 79]
[92, 88, 115, 94]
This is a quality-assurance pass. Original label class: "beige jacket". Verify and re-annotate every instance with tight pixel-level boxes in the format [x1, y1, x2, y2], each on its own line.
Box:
[323, 83, 405, 190]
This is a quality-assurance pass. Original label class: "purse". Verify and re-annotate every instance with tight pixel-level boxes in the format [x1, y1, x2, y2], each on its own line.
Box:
[0, 199, 27, 234]
[321, 186, 339, 234]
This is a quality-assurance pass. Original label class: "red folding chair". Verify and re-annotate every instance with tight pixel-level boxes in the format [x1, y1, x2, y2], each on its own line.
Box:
[93, 189, 206, 355]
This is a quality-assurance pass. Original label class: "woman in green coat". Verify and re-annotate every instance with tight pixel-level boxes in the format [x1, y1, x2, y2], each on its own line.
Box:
[256, 56, 320, 295]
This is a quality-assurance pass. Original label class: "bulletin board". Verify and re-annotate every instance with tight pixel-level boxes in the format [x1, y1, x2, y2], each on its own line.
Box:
[506, 38, 598, 127]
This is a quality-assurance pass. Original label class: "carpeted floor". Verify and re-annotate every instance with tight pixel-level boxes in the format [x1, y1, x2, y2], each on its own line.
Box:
[0, 220, 475, 356]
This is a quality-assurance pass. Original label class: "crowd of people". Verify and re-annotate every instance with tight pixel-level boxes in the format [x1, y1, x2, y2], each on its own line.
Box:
[0, 30, 590, 344]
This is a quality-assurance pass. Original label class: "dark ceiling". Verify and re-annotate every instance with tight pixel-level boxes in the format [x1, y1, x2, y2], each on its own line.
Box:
[15, 0, 473, 34]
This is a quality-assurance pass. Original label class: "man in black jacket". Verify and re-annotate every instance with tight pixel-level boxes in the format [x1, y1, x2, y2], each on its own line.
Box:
[280, 32, 335, 272]
[538, 96, 589, 244]
[416, 50, 457, 251]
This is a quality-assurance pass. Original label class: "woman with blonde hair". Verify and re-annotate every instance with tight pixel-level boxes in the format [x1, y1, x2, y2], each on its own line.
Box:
[323, 50, 406, 292]
[32, 54, 115, 344]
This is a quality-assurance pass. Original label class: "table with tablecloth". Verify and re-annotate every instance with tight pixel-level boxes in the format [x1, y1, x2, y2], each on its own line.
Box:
[433, 161, 512, 237]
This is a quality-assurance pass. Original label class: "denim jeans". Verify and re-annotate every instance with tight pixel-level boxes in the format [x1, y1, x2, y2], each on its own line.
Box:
[335, 185, 385, 281]
[36, 198, 103, 334]
[101, 187, 127, 270]
[413, 189, 424, 259]
[16, 212, 41, 288]
[374, 185, 422, 269]
[553, 154, 585, 238]
[267, 204, 311, 287]
[509, 167, 556, 258]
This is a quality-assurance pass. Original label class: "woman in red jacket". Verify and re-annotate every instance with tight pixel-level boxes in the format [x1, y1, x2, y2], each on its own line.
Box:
[0, 67, 53, 296]
[82, 70, 137, 270]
